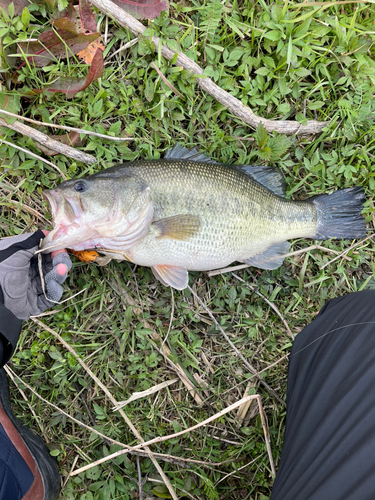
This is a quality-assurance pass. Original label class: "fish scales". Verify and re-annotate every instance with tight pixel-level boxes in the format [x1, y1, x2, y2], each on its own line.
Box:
[105, 160, 317, 270]
[41, 145, 366, 290]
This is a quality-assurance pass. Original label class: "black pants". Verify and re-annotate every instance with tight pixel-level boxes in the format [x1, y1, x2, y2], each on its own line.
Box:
[270, 290, 375, 500]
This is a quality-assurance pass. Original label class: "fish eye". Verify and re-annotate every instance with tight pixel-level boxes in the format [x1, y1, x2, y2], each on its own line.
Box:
[74, 181, 87, 193]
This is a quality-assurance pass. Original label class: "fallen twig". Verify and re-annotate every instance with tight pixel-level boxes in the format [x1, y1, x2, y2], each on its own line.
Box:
[70, 394, 275, 476]
[88, 0, 327, 136]
[0, 109, 133, 142]
[187, 285, 286, 406]
[0, 118, 96, 165]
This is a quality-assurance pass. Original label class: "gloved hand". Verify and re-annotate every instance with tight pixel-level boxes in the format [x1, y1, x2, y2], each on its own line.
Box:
[0, 230, 72, 321]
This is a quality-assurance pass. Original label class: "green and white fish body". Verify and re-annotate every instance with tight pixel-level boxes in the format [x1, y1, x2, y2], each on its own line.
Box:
[42, 146, 366, 290]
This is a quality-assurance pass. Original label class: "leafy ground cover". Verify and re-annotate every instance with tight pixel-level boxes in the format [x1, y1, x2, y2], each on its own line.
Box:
[1, 0, 375, 498]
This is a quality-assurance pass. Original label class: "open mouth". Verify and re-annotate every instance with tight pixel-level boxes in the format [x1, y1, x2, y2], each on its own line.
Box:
[43, 189, 77, 226]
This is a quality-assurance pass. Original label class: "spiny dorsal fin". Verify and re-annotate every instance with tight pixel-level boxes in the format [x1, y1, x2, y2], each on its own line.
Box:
[241, 241, 290, 270]
[164, 145, 217, 164]
[235, 165, 287, 197]
[152, 265, 189, 290]
[152, 214, 201, 241]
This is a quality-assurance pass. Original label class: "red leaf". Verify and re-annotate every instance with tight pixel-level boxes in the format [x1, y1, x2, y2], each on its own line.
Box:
[54, 1, 97, 34]
[111, 0, 168, 20]
[46, 48, 103, 97]
[78, 0, 97, 33]
[53, 17, 77, 32]
[18, 29, 101, 67]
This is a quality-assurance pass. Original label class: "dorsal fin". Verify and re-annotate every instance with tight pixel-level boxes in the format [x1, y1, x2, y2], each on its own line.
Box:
[164, 145, 217, 163]
[235, 165, 286, 197]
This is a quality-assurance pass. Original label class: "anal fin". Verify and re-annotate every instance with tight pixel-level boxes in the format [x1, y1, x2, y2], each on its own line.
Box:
[241, 241, 290, 270]
[152, 265, 189, 290]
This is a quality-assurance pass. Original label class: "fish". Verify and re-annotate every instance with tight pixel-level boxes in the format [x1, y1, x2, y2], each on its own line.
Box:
[41, 145, 367, 290]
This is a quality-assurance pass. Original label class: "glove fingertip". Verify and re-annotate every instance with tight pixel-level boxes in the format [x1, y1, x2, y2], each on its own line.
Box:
[46, 280, 63, 303]
[52, 252, 72, 272]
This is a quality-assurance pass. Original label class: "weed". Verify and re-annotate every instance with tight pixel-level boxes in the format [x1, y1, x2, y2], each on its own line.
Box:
[1, 0, 375, 498]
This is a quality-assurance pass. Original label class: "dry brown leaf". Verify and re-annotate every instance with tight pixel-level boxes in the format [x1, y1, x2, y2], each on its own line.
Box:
[77, 37, 105, 64]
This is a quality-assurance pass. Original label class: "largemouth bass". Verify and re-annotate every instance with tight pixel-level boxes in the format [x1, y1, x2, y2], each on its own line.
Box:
[42, 145, 366, 290]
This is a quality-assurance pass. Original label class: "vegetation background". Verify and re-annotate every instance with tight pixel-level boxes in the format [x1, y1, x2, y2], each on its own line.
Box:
[1, 0, 375, 498]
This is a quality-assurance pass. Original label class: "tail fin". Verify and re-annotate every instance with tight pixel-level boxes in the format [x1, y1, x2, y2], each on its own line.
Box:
[312, 187, 366, 240]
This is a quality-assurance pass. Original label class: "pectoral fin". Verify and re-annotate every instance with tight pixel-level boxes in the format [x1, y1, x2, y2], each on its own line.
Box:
[152, 214, 201, 241]
[152, 265, 189, 290]
[242, 241, 290, 270]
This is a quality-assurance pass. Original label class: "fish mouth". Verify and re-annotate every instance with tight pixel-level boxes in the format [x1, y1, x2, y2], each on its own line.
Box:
[42, 189, 87, 252]
[43, 189, 78, 225]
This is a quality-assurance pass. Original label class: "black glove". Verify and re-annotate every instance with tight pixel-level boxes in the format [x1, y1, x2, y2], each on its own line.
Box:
[0, 230, 71, 366]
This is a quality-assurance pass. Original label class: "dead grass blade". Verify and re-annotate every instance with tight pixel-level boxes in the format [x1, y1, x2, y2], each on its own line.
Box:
[187, 285, 286, 406]
[320, 233, 375, 269]
[232, 273, 293, 340]
[70, 394, 275, 476]
[208, 244, 352, 277]
[0, 138, 68, 180]
[31, 318, 179, 500]
[149, 332, 204, 405]
[113, 378, 179, 410]
[151, 62, 183, 98]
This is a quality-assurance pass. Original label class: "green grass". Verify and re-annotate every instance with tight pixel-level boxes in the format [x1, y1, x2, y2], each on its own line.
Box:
[1, 0, 375, 498]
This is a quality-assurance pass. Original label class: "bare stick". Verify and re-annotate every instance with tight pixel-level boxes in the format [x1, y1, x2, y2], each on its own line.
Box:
[0, 138, 68, 180]
[232, 273, 293, 340]
[88, 0, 327, 136]
[320, 233, 375, 270]
[71, 394, 274, 476]
[187, 285, 285, 406]
[0, 109, 133, 142]
[0, 118, 96, 165]
[31, 318, 179, 500]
